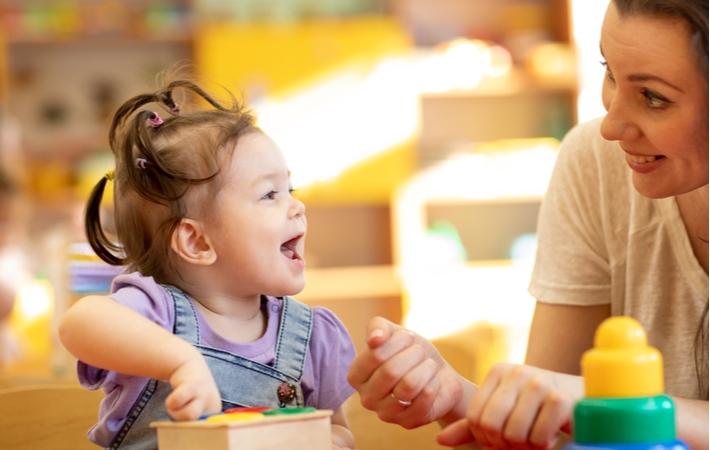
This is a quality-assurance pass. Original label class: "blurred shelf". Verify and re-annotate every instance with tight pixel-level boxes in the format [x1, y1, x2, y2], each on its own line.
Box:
[5, 35, 193, 46]
[299, 265, 401, 301]
[299, 265, 402, 352]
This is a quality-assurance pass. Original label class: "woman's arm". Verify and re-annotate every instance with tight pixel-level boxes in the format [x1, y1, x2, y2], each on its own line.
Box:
[59, 295, 222, 420]
[673, 397, 708, 450]
[525, 302, 610, 372]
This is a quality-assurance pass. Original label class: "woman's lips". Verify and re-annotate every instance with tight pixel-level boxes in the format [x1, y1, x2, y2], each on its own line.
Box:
[627, 154, 665, 163]
[624, 152, 666, 174]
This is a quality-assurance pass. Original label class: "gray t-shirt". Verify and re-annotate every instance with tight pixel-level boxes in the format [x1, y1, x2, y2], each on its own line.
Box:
[78, 272, 356, 448]
[529, 117, 708, 399]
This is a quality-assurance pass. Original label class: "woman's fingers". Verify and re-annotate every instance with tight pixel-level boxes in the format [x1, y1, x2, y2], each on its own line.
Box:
[528, 390, 574, 449]
[392, 360, 445, 429]
[437, 418, 477, 446]
[361, 334, 429, 413]
[465, 363, 509, 448]
[503, 373, 558, 449]
[460, 364, 580, 450]
[365, 316, 399, 348]
[347, 318, 410, 389]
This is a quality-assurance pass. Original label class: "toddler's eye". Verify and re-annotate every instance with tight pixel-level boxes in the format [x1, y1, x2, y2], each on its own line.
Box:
[263, 191, 277, 200]
[289, 188, 297, 197]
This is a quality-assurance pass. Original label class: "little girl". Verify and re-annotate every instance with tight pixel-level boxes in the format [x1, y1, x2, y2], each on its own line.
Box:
[59, 79, 357, 450]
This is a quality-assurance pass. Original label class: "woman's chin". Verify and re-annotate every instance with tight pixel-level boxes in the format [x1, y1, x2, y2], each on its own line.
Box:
[632, 176, 676, 200]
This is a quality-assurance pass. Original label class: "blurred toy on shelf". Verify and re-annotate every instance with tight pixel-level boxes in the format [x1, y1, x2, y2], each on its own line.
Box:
[66, 242, 123, 297]
[0, 0, 193, 42]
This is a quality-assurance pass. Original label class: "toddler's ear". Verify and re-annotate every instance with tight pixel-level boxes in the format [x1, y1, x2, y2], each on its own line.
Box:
[171, 219, 217, 266]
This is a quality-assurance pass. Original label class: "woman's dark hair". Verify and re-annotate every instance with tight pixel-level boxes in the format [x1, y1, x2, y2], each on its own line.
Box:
[695, 302, 709, 400]
[613, 0, 708, 79]
[85, 78, 257, 285]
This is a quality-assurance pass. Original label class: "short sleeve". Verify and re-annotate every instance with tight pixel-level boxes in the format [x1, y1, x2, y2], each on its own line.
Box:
[301, 306, 356, 411]
[528, 118, 613, 306]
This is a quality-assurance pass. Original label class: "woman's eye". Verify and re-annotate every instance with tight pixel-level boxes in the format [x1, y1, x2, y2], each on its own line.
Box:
[600, 60, 615, 83]
[262, 191, 277, 200]
[642, 89, 667, 110]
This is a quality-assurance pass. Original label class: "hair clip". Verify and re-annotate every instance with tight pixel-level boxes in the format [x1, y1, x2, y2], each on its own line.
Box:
[105, 170, 115, 181]
[135, 158, 148, 169]
[170, 103, 180, 114]
[147, 111, 164, 128]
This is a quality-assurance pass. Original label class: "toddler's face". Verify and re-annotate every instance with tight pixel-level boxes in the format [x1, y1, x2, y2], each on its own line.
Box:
[208, 132, 307, 298]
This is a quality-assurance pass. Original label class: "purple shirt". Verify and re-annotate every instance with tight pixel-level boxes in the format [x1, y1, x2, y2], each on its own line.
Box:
[78, 272, 356, 448]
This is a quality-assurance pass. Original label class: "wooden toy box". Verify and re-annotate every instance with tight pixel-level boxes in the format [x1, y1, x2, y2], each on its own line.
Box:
[150, 410, 332, 450]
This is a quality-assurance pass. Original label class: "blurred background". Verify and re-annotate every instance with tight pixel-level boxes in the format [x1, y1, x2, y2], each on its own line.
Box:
[0, 0, 608, 447]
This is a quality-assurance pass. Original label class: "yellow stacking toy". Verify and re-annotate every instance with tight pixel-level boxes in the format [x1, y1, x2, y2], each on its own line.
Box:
[564, 317, 688, 450]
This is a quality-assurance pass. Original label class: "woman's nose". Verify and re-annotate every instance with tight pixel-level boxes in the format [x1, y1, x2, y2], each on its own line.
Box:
[600, 92, 641, 142]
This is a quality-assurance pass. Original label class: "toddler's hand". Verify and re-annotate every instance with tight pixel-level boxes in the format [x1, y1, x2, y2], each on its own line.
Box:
[165, 355, 222, 421]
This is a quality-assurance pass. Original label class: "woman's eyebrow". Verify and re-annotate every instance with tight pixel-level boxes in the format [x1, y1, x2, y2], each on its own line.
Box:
[598, 42, 683, 92]
[628, 74, 683, 92]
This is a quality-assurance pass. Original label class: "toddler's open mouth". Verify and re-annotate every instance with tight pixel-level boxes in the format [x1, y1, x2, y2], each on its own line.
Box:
[280, 235, 303, 261]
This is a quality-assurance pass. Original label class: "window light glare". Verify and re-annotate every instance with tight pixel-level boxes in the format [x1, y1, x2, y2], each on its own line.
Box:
[16, 281, 53, 322]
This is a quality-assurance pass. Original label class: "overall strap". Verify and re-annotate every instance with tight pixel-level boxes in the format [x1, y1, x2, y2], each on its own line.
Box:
[273, 296, 313, 380]
[164, 285, 200, 344]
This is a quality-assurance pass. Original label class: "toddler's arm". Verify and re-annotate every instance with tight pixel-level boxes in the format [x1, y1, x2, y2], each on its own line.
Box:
[59, 295, 222, 420]
[330, 405, 356, 450]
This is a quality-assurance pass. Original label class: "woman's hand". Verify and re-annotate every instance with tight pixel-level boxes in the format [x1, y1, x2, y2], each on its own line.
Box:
[347, 317, 474, 430]
[438, 363, 583, 449]
[166, 355, 223, 421]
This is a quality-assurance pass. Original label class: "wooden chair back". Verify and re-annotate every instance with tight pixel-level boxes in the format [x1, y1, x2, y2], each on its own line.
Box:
[0, 384, 104, 450]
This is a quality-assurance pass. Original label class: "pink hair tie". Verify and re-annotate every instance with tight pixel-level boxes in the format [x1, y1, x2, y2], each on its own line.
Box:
[135, 158, 147, 169]
[148, 112, 164, 128]
[170, 103, 180, 114]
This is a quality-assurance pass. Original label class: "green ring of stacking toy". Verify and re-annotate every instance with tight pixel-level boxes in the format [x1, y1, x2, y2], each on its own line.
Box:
[574, 395, 676, 443]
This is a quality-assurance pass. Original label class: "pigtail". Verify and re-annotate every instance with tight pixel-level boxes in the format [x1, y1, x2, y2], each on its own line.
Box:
[85, 174, 125, 266]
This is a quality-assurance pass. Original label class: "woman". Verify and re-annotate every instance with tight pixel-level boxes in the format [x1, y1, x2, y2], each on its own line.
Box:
[347, 0, 709, 448]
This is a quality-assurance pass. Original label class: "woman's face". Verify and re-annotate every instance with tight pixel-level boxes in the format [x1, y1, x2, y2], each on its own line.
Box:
[599, 1, 708, 199]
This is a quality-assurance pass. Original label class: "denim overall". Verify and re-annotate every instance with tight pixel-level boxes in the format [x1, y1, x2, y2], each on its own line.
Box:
[110, 286, 313, 450]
